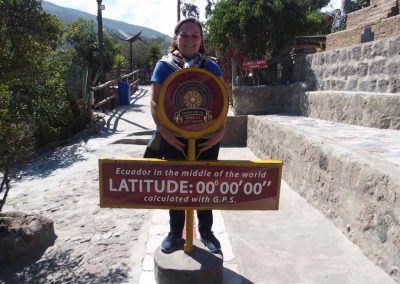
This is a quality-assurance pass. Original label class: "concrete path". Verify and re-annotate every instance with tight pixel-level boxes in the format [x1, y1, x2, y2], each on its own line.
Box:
[138, 145, 395, 284]
[1, 86, 395, 283]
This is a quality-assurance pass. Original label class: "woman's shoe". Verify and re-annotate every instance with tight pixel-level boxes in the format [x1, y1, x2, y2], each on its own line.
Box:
[200, 231, 221, 253]
[161, 232, 183, 253]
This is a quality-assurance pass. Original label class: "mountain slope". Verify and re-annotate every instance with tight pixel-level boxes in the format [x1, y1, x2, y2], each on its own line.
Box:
[42, 1, 170, 40]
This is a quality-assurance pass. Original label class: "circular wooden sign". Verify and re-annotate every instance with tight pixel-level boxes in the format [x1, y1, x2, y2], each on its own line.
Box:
[158, 68, 228, 139]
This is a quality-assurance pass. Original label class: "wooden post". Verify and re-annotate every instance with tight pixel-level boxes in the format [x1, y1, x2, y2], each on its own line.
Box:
[89, 89, 95, 123]
[184, 138, 196, 253]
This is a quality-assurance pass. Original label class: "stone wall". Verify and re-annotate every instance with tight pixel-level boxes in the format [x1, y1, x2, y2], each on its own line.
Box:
[221, 115, 248, 147]
[233, 36, 400, 129]
[247, 115, 400, 281]
[304, 36, 400, 93]
[303, 91, 400, 129]
[232, 83, 307, 116]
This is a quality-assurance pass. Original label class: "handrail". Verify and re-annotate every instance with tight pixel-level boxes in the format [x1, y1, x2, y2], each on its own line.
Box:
[88, 69, 141, 122]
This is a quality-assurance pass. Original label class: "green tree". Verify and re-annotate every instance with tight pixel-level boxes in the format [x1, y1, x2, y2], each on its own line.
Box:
[0, 0, 86, 211]
[148, 44, 162, 69]
[350, 0, 369, 11]
[0, 85, 34, 212]
[121, 37, 167, 70]
[0, 0, 66, 145]
[207, 0, 326, 58]
[205, 0, 216, 19]
[309, 0, 330, 9]
[65, 18, 120, 85]
[113, 54, 128, 78]
[206, 0, 330, 83]
[0, 0, 62, 83]
[182, 1, 200, 19]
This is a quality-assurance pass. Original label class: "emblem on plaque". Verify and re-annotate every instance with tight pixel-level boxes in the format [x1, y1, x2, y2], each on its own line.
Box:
[173, 82, 213, 124]
[158, 68, 228, 139]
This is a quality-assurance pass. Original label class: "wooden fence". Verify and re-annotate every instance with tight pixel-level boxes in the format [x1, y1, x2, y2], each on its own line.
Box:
[88, 69, 141, 122]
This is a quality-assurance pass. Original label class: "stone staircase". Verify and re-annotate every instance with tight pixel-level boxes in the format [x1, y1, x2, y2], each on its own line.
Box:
[326, 0, 399, 50]
[231, 35, 400, 282]
[346, 0, 398, 28]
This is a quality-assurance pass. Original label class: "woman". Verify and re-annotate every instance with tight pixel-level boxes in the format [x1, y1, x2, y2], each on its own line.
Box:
[146, 17, 225, 254]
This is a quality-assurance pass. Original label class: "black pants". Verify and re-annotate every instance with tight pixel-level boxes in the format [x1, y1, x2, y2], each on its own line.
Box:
[144, 133, 220, 236]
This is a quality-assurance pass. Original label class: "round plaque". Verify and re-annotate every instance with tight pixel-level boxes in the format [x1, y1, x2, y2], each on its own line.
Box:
[158, 68, 228, 139]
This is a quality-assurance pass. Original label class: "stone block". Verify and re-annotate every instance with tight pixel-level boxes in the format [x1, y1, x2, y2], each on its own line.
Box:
[330, 51, 340, 63]
[361, 44, 374, 59]
[351, 46, 362, 61]
[232, 83, 307, 116]
[153, 240, 223, 284]
[347, 64, 358, 76]
[221, 115, 247, 147]
[372, 40, 388, 57]
[377, 79, 390, 92]
[388, 62, 399, 75]
[339, 49, 348, 61]
[359, 79, 377, 92]
[346, 79, 358, 90]
[389, 78, 400, 93]
[388, 36, 400, 57]
[339, 65, 348, 77]
[368, 59, 386, 75]
[357, 63, 369, 77]
[0, 211, 56, 265]
[309, 90, 400, 129]
[336, 80, 346, 90]
[331, 65, 339, 77]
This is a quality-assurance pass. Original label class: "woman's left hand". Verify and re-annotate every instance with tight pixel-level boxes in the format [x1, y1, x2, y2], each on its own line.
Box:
[198, 125, 225, 153]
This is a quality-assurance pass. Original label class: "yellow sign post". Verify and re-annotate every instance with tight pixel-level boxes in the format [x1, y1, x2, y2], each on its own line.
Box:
[158, 68, 228, 253]
[185, 139, 196, 252]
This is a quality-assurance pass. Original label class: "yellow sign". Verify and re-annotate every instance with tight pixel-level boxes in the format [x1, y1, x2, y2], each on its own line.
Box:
[157, 68, 228, 139]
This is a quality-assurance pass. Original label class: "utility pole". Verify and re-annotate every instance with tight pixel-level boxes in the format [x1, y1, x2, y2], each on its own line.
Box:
[177, 0, 181, 22]
[97, 0, 105, 84]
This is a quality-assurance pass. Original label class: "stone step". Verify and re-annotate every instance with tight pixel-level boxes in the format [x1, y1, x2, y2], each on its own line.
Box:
[247, 114, 400, 278]
[303, 91, 400, 130]
[347, 0, 398, 28]
[326, 17, 400, 50]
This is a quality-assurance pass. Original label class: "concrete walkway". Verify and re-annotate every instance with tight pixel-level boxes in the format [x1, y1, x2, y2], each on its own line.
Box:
[138, 146, 395, 284]
[1, 86, 395, 283]
[119, 86, 394, 283]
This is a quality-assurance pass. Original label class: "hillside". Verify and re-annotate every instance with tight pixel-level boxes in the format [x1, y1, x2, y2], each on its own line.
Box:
[42, 1, 171, 41]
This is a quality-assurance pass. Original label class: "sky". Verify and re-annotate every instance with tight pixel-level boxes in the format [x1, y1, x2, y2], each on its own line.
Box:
[45, 0, 207, 36]
[45, 0, 342, 36]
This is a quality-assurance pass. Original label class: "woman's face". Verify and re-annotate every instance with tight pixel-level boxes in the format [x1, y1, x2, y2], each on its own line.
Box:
[176, 22, 202, 59]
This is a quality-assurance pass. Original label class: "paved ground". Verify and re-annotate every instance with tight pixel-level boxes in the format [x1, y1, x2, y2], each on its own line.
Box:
[0, 86, 395, 283]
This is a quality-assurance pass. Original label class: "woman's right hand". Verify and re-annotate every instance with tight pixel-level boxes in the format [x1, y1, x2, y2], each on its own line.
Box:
[158, 125, 185, 152]
[150, 82, 184, 152]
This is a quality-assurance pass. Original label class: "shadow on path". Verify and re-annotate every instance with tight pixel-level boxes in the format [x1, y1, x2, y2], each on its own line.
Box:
[0, 249, 130, 284]
[14, 88, 151, 180]
[16, 140, 94, 180]
[105, 104, 151, 133]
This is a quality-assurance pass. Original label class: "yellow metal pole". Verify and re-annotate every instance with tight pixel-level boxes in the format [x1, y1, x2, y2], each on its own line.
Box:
[184, 138, 196, 253]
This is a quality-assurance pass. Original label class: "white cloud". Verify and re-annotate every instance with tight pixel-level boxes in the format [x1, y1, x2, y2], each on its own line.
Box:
[46, 0, 207, 36]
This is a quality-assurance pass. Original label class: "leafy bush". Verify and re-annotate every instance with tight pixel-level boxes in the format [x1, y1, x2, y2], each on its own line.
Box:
[0, 84, 35, 212]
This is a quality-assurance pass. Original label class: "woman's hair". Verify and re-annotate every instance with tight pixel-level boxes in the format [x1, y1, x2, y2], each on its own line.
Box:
[168, 17, 206, 55]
